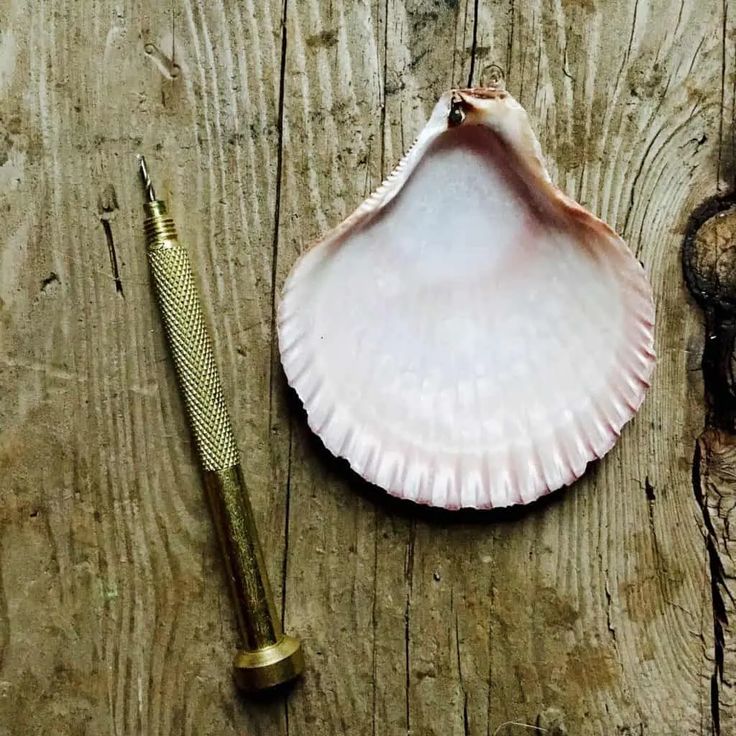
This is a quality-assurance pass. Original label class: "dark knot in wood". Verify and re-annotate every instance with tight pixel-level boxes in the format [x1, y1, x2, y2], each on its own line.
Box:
[683, 196, 736, 430]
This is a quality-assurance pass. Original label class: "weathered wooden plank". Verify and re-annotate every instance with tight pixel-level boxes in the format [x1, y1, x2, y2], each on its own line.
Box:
[1, 1, 289, 734]
[0, 0, 733, 734]
[482, 0, 719, 731]
[684, 192, 736, 735]
[376, 6, 505, 736]
[274, 2, 387, 733]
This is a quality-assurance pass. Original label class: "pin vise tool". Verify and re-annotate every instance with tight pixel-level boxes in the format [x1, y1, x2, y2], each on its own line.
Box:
[137, 155, 303, 692]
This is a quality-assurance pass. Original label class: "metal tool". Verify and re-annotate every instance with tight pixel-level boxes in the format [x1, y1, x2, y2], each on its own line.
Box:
[137, 155, 303, 692]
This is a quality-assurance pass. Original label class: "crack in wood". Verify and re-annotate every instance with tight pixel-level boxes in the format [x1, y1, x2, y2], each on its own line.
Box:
[100, 218, 124, 296]
[281, 418, 294, 619]
[0, 530, 8, 671]
[718, 0, 729, 189]
[467, 0, 480, 87]
[684, 194, 736, 735]
[644, 476, 656, 503]
[624, 0, 640, 64]
[692, 440, 727, 736]
[604, 573, 617, 645]
[379, 0, 389, 178]
[505, 0, 514, 86]
[274, 5, 292, 731]
[622, 128, 663, 238]
[454, 602, 470, 736]
[404, 521, 415, 735]
[371, 512, 378, 736]
[643, 476, 666, 573]
[268, 0, 290, 427]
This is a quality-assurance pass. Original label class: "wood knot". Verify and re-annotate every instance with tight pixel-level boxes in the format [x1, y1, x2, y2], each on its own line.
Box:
[684, 199, 736, 314]
[683, 194, 736, 430]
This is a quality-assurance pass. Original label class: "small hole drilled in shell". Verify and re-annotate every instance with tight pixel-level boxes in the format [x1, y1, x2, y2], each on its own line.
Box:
[448, 98, 465, 126]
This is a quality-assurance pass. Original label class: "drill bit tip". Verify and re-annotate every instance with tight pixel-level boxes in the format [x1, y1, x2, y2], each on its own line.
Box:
[137, 154, 157, 203]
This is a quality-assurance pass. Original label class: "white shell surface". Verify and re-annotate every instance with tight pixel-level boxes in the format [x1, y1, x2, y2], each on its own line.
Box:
[278, 90, 655, 509]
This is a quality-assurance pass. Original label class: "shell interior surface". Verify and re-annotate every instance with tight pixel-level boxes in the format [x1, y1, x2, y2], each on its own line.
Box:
[278, 87, 655, 510]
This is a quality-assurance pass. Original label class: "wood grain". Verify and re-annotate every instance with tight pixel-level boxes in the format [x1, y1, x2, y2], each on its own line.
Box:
[0, 0, 733, 733]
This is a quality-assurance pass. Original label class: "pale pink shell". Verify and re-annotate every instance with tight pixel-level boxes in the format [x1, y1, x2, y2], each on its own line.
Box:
[278, 87, 655, 509]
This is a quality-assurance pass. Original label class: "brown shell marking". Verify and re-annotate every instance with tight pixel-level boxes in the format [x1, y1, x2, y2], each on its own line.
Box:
[448, 87, 629, 258]
[458, 86, 509, 100]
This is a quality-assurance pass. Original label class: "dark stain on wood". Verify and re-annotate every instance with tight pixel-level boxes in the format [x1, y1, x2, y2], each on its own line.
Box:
[306, 29, 338, 49]
[683, 195, 736, 429]
[684, 193, 736, 736]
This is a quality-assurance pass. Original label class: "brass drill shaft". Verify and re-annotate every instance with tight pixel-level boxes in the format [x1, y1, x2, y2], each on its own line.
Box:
[137, 155, 303, 692]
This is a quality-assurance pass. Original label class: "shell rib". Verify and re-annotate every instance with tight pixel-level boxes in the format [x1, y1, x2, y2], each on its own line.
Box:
[278, 87, 655, 509]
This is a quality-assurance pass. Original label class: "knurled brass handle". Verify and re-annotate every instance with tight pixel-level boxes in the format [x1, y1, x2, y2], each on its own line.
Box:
[144, 201, 238, 471]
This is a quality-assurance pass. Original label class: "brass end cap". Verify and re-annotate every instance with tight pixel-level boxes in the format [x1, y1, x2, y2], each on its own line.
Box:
[233, 635, 304, 693]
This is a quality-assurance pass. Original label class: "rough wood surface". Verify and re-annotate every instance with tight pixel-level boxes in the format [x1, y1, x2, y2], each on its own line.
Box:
[0, 1, 733, 734]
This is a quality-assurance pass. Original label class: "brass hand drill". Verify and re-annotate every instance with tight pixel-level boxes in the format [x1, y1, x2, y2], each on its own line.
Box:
[137, 155, 303, 692]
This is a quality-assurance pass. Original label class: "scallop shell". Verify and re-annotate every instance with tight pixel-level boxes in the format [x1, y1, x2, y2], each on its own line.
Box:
[278, 86, 655, 510]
